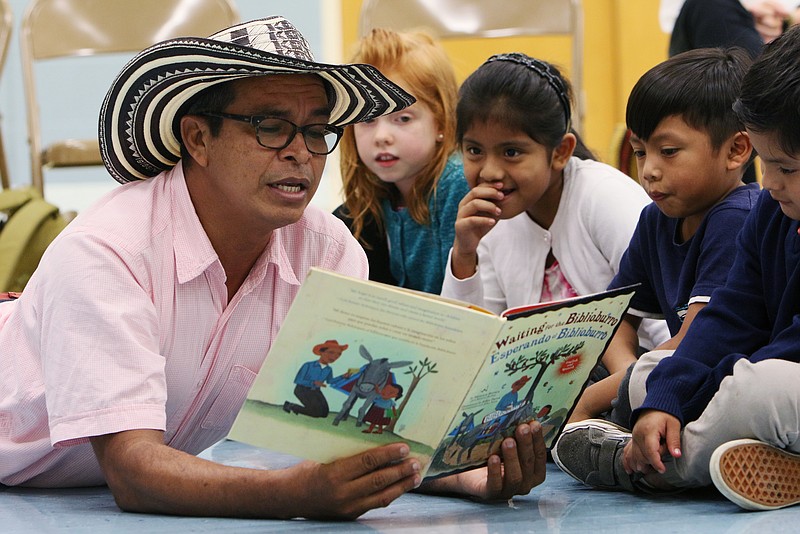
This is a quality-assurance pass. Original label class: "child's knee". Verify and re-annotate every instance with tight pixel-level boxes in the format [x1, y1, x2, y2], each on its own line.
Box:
[722, 359, 800, 413]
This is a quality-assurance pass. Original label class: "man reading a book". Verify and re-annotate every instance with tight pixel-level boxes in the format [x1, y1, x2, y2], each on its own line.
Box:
[0, 16, 547, 519]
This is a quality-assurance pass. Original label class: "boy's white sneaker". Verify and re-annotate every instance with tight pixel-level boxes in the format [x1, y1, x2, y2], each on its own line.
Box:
[710, 439, 800, 511]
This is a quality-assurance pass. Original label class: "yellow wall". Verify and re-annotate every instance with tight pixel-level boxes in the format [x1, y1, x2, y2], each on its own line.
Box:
[340, 0, 669, 164]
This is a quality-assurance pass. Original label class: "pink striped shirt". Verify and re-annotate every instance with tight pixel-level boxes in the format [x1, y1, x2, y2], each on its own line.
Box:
[0, 163, 367, 487]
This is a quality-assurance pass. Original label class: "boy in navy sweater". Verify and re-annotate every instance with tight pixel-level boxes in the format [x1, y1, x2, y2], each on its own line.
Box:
[567, 47, 760, 424]
[553, 26, 800, 511]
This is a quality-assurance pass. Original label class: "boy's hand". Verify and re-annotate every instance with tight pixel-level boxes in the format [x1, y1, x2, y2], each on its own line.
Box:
[285, 443, 420, 520]
[420, 422, 547, 501]
[623, 409, 681, 475]
[451, 183, 503, 279]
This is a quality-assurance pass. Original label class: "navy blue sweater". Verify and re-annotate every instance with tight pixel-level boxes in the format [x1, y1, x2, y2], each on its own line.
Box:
[635, 189, 800, 425]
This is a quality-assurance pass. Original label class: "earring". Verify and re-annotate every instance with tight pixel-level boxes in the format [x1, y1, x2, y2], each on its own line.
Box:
[437, 133, 444, 142]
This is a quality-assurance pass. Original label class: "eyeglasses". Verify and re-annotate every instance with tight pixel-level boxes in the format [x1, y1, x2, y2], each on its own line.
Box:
[198, 111, 343, 155]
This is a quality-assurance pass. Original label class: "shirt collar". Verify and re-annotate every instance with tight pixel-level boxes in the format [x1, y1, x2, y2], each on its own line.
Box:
[247, 225, 303, 289]
[170, 163, 218, 284]
[170, 162, 302, 289]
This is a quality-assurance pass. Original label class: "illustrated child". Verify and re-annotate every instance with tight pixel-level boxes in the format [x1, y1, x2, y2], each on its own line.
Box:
[284, 340, 348, 418]
[334, 28, 469, 293]
[362, 382, 403, 434]
[552, 27, 800, 512]
[441, 52, 666, 376]
[496, 375, 531, 411]
[565, 47, 760, 425]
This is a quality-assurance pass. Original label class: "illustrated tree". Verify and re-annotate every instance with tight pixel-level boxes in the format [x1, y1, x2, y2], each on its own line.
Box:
[387, 357, 438, 433]
[504, 341, 586, 405]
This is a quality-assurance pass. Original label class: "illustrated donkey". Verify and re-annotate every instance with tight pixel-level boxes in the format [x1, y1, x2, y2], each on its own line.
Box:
[332, 345, 411, 427]
[449, 410, 480, 436]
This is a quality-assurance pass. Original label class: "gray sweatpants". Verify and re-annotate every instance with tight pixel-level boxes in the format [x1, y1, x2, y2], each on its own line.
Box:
[629, 350, 800, 488]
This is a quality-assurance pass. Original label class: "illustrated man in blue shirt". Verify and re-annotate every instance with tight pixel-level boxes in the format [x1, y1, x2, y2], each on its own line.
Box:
[496, 375, 531, 411]
[284, 340, 349, 418]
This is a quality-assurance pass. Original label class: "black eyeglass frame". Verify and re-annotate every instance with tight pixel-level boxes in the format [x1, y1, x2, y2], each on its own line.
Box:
[197, 111, 344, 155]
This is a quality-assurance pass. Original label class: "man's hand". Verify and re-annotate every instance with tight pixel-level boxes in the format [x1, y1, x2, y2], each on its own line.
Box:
[283, 442, 421, 519]
[623, 409, 681, 475]
[450, 182, 503, 280]
[419, 422, 547, 501]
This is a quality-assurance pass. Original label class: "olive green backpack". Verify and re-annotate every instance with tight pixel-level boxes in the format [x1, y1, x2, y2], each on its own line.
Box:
[0, 187, 70, 292]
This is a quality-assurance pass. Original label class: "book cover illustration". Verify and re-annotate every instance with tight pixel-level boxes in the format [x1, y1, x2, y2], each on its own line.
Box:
[228, 269, 502, 471]
[228, 268, 634, 480]
[425, 289, 633, 478]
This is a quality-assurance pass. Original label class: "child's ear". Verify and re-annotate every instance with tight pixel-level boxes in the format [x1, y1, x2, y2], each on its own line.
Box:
[551, 133, 577, 171]
[726, 131, 753, 171]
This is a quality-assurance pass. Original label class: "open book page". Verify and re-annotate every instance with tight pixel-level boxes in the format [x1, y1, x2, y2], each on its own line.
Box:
[425, 286, 636, 479]
[228, 268, 505, 474]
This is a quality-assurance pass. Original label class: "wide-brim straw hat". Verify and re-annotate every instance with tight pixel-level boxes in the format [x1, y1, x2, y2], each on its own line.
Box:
[99, 16, 415, 183]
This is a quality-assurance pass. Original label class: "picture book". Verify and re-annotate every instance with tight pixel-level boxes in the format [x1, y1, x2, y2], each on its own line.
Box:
[228, 268, 636, 480]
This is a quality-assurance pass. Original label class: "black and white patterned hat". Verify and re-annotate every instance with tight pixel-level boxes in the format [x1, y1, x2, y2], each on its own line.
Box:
[99, 16, 415, 183]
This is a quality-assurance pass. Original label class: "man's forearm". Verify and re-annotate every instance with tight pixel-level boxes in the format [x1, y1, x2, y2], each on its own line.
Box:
[91, 430, 303, 519]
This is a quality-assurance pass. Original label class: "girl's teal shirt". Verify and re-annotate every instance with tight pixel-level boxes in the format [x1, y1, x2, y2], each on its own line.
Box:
[381, 155, 469, 294]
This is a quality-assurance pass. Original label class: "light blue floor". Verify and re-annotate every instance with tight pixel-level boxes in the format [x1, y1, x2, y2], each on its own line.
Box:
[1, 439, 796, 533]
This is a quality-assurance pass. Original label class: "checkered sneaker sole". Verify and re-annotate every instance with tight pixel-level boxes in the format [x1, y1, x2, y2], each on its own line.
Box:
[710, 439, 800, 511]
